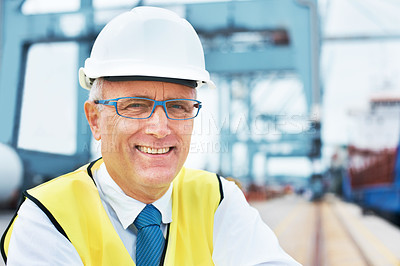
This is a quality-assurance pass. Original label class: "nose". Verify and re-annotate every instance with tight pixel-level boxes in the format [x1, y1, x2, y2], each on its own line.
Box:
[144, 106, 171, 138]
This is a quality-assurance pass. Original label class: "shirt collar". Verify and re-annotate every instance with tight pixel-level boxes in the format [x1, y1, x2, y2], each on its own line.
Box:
[95, 163, 173, 229]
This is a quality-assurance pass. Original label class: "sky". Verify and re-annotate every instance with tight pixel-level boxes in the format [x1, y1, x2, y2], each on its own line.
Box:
[11, 0, 400, 181]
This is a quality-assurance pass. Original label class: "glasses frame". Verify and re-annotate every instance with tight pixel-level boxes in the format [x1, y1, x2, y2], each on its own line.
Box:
[94, 97, 202, 120]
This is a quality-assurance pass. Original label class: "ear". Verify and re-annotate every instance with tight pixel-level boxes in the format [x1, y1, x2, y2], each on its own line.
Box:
[84, 101, 102, 140]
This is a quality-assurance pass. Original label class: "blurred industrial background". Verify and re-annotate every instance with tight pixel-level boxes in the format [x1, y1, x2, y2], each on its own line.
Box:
[1, 0, 400, 265]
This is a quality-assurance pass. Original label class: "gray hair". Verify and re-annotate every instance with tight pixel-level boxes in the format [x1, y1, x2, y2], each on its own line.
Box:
[88, 78, 104, 110]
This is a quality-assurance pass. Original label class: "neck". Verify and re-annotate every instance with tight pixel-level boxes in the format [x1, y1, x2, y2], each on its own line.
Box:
[122, 184, 170, 204]
[102, 161, 173, 204]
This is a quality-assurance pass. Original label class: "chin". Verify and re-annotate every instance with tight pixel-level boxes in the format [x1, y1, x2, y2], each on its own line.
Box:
[141, 168, 179, 185]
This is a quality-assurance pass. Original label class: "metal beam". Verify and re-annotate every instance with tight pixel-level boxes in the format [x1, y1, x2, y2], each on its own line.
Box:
[324, 34, 400, 42]
[186, 0, 320, 111]
[205, 47, 294, 73]
[0, 0, 26, 146]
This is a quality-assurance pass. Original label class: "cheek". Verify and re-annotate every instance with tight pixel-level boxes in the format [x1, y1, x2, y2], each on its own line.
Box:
[100, 115, 140, 145]
[172, 120, 193, 143]
[175, 121, 194, 146]
[175, 120, 194, 136]
[113, 119, 142, 137]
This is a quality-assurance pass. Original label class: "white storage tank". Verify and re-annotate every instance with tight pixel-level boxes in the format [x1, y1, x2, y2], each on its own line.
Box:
[0, 143, 23, 205]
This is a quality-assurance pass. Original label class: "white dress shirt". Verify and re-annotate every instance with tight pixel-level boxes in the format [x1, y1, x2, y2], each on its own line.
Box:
[7, 163, 300, 265]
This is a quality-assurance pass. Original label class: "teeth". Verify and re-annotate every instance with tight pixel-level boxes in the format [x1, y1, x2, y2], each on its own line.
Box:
[138, 146, 170, 154]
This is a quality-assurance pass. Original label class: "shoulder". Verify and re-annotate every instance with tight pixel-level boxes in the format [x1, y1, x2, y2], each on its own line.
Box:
[28, 163, 96, 200]
[29, 158, 103, 196]
[173, 167, 224, 208]
[175, 167, 222, 189]
[6, 198, 83, 265]
[176, 168, 246, 201]
[175, 168, 248, 207]
[20, 161, 103, 235]
[178, 167, 219, 181]
[212, 179, 301, 265]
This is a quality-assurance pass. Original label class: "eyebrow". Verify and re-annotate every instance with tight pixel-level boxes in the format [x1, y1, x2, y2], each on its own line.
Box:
[130, 95, 152, 99]
[125, 94, 196, 100]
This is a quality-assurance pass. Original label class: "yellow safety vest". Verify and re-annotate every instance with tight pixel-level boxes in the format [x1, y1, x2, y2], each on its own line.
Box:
[1, 158, 223, 265]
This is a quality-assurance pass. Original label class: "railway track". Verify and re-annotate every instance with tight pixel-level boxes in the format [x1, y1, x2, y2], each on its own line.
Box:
[251, 194, 400, 266]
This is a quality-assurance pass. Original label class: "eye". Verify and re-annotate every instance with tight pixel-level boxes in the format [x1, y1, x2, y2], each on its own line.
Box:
[170, 104, 185, 109]
[117, 98, 154, 113]
[127, 103, 146, 108]
[168, 101, 193, 112]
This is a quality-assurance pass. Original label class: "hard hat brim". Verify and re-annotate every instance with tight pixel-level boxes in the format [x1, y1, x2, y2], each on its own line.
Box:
[79, 67, 216, 90]
[103, 76, 198, 88]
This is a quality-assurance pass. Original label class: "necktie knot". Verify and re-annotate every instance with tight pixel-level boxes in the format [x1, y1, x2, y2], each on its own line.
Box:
[134, 204, 162, 230]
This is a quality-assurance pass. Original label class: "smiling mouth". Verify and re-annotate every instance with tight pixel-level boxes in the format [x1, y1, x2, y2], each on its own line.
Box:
[136, 145, 172, 155]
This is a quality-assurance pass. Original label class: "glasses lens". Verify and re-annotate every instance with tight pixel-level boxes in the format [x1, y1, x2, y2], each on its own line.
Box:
[166, 100, 200, 120]
[117, 98, 154, 118]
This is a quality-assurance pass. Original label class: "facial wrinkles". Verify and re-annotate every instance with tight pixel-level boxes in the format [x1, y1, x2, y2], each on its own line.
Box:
[102, 81, 195, 141]
[102, 82, 137, 139]
[153, 82, 196, 101]
[145, 83, 193, 152]
[98, 81, 194, 199]
[102, 110, 125, 153]
[153, 82, 165, 101]
[162, 82, 166, 100]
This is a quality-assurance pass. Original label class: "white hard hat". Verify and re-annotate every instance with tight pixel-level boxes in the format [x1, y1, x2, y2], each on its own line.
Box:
[79, 6, 215, 90]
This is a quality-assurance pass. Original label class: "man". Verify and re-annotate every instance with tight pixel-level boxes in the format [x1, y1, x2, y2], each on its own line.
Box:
[1, 6, 300, 265]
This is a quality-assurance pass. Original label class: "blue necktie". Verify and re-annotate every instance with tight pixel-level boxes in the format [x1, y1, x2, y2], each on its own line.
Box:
[134, 204, 165, 266]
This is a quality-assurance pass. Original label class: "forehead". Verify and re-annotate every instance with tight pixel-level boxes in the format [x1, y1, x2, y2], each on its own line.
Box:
[102, 80, 196, 99]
